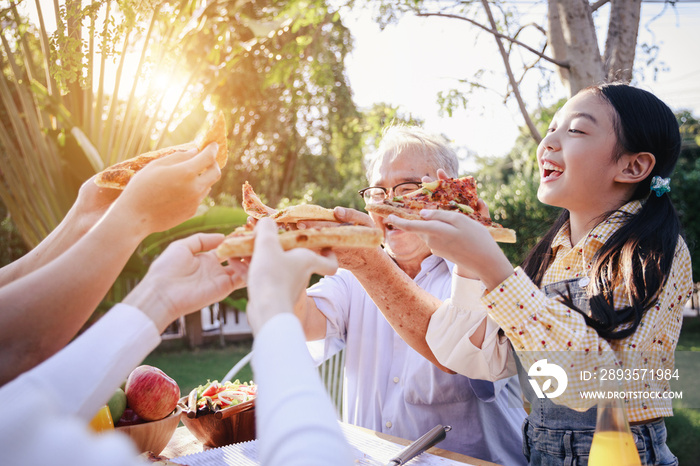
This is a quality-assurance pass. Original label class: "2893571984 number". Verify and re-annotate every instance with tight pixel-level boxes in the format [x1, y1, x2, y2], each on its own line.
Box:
[597, 368, 680, 381]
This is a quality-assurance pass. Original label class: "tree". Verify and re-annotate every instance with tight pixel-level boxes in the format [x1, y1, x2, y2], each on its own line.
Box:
[1, 0, 248, 247]
[1, 0, 368, 248]
[363, 0, 676, 144]
[205, 2, 364, 209]
[203, 4, 428, 213]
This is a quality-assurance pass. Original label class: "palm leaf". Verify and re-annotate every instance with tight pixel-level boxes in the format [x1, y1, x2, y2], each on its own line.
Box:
[138, 206, 248, 260]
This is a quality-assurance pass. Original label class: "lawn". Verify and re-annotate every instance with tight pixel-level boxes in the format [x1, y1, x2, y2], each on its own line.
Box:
[143, 316, 700, 463]
[142, 340, 254, 396]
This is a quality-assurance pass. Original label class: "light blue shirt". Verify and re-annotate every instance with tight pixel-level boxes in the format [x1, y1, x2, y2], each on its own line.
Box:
[308, 255, 528, 466]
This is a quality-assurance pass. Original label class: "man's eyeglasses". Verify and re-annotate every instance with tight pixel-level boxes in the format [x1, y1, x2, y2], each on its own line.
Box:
[358, 181, 422, 203]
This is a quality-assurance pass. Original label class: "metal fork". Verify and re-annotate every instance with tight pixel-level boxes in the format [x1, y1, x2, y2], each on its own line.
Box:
[354, 425, 451, 466]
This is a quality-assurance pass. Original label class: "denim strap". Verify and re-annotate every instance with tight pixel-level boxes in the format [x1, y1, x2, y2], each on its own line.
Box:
[521, 418, 531, 460]
[562, 431, 574, 466]
[646, 422, 661, 465]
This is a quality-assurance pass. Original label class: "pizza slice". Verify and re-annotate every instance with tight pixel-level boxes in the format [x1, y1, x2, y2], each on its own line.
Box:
[95, 111, 228, 190]
[241, 181, 338, 223]
[216, 224, 383, 259]
[365, 176, 517, 243]
[241, 181, 278, 218]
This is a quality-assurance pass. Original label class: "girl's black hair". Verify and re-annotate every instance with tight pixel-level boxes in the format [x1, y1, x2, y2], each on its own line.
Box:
[521, 83, 682, 339]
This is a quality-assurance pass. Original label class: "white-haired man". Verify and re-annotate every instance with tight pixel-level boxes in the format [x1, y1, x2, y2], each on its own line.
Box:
[294, 126, 527, 465]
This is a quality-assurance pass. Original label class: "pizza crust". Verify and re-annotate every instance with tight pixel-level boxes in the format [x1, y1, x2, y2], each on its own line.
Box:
[365, 203, 517, 243]
[216, 225, 383, 259]
[138, 451, 180, 464]
[272, 204, 338, 223]
[95, 112, 227, 190]
[197, 111, 228, 169]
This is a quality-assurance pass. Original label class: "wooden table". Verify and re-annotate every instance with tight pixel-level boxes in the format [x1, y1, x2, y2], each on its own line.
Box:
[162, 424, 502, 466]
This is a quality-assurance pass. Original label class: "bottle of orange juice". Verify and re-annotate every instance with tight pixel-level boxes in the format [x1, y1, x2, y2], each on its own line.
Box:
[89, 405, 114, 432]
[588, 366, 641, 466]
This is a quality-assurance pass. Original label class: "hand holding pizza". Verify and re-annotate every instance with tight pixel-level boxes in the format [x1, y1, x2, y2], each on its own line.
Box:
[386, 209, 514, 290]
[108, 143, 221, 236]
[297, 206, 384, 271]
[246, 218, 339, 335]
[123, 233, 244, 332]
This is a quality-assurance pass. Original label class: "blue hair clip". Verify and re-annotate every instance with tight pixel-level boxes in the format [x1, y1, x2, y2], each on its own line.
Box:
[650, 176, 671, 197]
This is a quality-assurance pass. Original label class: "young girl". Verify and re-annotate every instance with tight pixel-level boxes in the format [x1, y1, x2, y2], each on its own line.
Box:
[388, 83, 693, 466]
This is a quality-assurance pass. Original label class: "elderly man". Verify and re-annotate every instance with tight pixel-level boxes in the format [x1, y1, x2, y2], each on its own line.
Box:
[294, 126, 527, 465]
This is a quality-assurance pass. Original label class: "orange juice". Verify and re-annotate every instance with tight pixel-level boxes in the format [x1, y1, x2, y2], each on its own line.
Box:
[589, 431, 641, 466]
[89, 405, 114, 432]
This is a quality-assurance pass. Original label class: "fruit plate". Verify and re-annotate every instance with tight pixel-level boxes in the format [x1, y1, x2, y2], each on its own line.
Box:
[116, 405, 182, 455]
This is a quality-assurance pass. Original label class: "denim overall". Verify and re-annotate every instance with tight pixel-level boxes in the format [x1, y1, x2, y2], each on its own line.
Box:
[517, 278, 678, 466]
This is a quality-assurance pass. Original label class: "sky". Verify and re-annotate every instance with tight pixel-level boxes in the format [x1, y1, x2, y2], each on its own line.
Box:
[341, 2, 700, 169]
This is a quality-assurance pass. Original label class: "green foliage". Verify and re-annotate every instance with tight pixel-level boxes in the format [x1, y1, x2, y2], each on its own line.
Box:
[200, 1, 365, 209]
[673, 111, 700, 280]
[666, 402, 700, 466]
[138, 206, 248, 260]
[0, 202, 28, 267]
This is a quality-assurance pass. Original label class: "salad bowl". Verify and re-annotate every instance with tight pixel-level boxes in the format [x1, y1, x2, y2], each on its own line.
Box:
[178, 380, 256, 448]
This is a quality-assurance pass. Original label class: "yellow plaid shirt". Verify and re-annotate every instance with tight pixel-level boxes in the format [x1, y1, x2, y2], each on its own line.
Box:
[482, 201, 693, 421]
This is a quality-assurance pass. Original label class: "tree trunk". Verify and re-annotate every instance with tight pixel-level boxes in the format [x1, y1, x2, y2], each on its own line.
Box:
[548, 0, 605, 96]
[603, 0, 642, 83]
[548, 0, 570, 87]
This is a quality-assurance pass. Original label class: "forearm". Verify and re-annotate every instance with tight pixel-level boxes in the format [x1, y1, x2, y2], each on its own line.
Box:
[0, 209, 91, 287]
[1, 304, 160, 419]
[293, 295, 328, 341]
[0, 212, 148, 385]
[427, 275, 515, 380]
[351, 250, 452, 372]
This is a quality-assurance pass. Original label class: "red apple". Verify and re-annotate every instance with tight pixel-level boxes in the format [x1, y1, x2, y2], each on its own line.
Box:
[125, 365, 180, 421]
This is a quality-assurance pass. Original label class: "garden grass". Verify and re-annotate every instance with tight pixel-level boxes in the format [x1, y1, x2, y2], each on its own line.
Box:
[665, 315, 700, 463]
[142, 340, 254, 396]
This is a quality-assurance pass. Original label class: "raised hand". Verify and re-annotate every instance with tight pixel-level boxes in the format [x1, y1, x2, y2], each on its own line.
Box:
[386, 209, 513, 290]
[245, 218, 338, 334]
[296, 207, 382, 271]
[109, 143, 221, 236]
[123, 233, 244, 332]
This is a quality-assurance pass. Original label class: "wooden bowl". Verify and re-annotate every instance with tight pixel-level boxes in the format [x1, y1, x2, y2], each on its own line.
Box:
[179, 397, 256, 448]
[116, 405, 182, 455]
